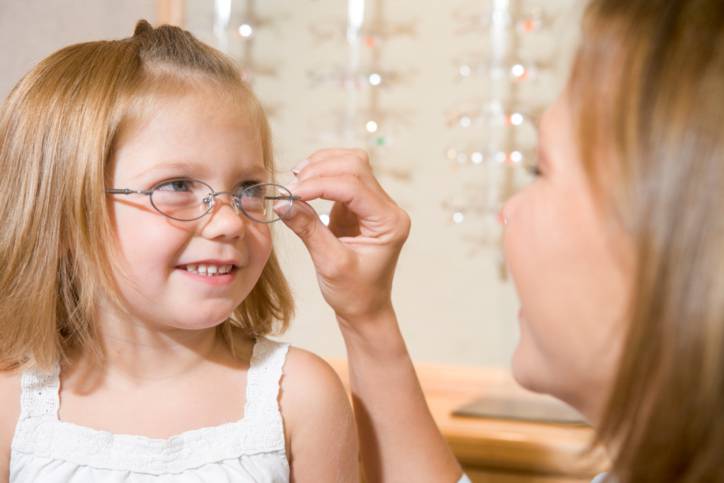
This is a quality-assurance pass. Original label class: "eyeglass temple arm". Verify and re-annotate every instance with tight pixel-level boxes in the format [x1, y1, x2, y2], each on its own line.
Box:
[106, 188, 153, 195]
[106, 189, 299, 200]
[264, 195, 302, 201]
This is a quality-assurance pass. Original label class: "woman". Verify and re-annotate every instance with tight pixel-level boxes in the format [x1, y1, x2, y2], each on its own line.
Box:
[283, 0, 724, 481]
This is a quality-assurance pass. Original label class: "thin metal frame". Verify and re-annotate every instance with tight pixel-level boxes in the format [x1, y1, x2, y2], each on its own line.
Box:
[106, 178, 300, 224]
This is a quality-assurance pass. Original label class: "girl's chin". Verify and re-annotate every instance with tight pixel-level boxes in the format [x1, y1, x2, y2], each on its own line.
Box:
[167, 306, 239, 330]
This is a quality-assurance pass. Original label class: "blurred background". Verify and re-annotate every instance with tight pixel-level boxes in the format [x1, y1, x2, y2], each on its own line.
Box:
[0, 0, 582, 368]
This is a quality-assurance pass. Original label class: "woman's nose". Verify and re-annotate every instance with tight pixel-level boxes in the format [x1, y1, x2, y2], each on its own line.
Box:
[498, 205, 510, 226]
[498, 207, 508, 226]
[499, 192, 520, 227]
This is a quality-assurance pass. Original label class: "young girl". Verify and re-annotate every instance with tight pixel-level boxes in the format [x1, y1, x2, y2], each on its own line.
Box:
[0, 20, 358, 482]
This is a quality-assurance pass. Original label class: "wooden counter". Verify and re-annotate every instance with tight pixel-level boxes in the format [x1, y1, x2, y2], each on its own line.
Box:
[327, 360, 608, 483]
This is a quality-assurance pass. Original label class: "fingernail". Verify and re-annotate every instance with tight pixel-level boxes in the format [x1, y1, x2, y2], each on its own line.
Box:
[274, 199, 295, 219]
[292, 158, 310, 175]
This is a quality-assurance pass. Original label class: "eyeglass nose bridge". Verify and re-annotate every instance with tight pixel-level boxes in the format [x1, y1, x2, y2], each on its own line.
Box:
[201, 191, 243, 215]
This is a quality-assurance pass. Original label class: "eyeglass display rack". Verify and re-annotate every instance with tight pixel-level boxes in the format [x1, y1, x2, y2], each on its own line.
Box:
[443, 0, 573, 280]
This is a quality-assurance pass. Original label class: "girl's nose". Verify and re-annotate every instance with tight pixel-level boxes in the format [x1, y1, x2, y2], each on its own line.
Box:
[200, 195, 246, 240]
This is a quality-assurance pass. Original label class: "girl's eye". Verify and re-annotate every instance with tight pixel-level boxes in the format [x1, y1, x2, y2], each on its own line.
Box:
[156, 179, 193, 192]
[235, 181, 264, 198]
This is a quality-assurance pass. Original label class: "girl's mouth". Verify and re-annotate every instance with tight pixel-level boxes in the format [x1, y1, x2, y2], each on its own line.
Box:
[176, 263, 239, 285]
[179, 263, 236, 276]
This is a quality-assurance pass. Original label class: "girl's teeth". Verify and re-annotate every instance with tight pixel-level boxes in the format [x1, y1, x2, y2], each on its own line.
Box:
[184, 264, 234, 276]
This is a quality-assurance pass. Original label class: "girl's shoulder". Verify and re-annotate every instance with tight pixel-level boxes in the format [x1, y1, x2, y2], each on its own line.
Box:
[277, 345, 353, 438]
[0, 369, 22, 480]
[280, 347, 348, 404]
[281, 347, 347, 410]
[277, 346, 358, 480]
[0, 368, 21, 431]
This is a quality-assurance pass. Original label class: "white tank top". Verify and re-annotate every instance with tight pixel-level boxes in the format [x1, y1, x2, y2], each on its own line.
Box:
[9, 337, 290, 482]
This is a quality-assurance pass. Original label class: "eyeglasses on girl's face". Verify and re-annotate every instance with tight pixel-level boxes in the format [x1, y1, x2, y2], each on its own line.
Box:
[105, 178, 300, 223]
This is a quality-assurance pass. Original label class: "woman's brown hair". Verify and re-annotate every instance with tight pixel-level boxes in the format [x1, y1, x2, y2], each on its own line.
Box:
[570, 1, 724, 481]
[0, 20, 294, 372]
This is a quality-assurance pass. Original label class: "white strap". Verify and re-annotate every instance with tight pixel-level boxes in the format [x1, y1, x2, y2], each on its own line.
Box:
[458, 474, 472, 483]
[18, 362, 60, 420]
[244, 337, 289, 425]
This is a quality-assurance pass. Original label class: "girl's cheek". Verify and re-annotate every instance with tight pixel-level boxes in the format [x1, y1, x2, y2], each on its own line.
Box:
[249, 225, 273, 259]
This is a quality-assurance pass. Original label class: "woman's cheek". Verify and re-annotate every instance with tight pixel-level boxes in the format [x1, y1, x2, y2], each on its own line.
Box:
[501, 189, 530, 293]
[502, 187, 560, 391]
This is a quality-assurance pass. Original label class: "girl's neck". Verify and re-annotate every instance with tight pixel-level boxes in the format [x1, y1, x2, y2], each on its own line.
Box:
[100, 326, 223, 384]
[64, 314, 249, 391]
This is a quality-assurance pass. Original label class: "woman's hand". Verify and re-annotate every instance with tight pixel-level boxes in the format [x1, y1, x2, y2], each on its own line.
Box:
[278, 149, 463, 483]
[278, 148, 411, 331]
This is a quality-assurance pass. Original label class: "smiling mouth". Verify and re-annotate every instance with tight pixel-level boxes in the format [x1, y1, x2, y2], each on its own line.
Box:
[177, 263, 238, 277]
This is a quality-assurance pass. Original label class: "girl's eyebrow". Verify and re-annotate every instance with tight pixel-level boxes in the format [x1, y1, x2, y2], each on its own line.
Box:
[133, 161, 269, 180]
[135, 161, 197, 177]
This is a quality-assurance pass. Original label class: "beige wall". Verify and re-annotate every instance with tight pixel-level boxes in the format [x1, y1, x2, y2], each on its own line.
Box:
[1, 0, 582, 368]
[0, 1, 155, 99]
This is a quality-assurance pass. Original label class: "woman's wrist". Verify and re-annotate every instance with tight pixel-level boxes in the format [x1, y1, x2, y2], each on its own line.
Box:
[336, 304, 409, 362]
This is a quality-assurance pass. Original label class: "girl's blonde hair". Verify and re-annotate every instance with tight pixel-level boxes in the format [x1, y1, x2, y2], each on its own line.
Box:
[570, 1, 724, 481]
[0, 20, 293, 372]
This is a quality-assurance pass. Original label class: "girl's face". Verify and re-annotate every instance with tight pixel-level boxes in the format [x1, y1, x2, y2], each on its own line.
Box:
[501, 92, 634, 421]
[107, 89, 272, 332]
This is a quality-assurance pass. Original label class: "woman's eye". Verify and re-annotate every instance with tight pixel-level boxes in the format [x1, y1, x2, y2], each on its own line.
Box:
[156, 179, 192, 192]
[526, 165, 543, 177]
